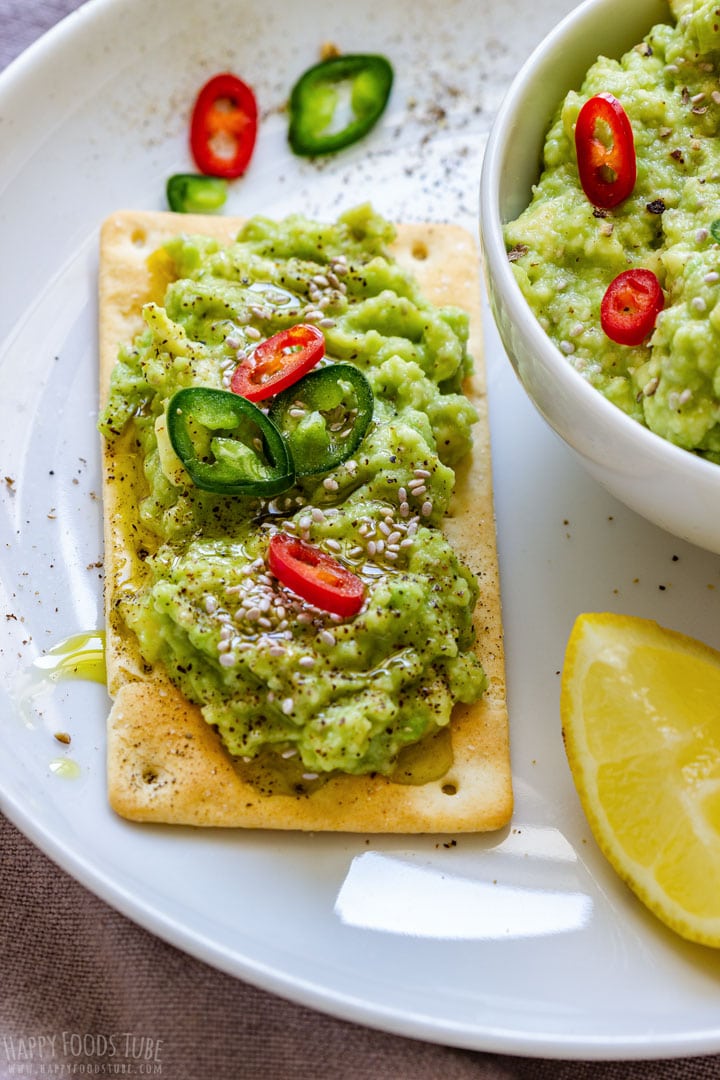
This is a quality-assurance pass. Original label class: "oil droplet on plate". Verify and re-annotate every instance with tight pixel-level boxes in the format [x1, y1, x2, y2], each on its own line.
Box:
[48, 758, 81, 780]
[33, 631, 106, 684]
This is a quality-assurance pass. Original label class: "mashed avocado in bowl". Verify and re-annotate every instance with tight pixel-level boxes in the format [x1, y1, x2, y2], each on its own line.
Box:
[481, 0, 720, 554]
[504, 0, 720, 461]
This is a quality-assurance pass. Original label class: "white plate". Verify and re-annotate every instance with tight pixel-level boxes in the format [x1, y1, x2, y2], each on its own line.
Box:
[3, 0, 720, 1060]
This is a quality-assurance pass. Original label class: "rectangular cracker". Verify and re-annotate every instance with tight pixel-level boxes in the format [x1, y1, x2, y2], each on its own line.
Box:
[99, 210, 512, 831]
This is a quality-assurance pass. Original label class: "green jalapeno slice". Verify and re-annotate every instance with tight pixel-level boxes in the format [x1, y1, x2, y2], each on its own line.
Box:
[268, 363, 373, 477]
[167, 387, 294, 496]
[166, 174, 228, 214]
[288, 54, 393, 156]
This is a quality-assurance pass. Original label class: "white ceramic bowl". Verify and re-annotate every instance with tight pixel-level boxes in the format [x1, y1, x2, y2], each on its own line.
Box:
[480, 0, 720, 555]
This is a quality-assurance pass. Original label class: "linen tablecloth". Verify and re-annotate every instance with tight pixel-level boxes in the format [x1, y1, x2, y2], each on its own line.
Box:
[1, 2, 719, 1076]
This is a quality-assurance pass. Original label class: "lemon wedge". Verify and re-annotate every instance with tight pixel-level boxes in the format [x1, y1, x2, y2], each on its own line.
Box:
[561, 612, 720, 947]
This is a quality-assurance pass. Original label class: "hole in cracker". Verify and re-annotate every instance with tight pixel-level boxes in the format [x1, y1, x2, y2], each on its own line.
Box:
[411, 240, 428, 260]
[441, 781, 458, 796]
[142, 767, 158, 785]
[131, 227, 147, 247]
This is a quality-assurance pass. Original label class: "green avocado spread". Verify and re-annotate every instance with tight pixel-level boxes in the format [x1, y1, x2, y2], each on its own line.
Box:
[505, 0, 720, 462]
[99, 204, 486, 783]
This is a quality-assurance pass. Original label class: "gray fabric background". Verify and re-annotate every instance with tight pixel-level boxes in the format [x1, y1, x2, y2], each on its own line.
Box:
[1, 2, 719, 1076]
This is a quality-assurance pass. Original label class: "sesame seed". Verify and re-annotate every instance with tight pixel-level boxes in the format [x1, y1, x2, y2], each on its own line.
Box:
[323, 477, 339, 491]
[559, 340, 575, 355]
[219, 653, 236, 667]
[399, 502, 410, 517]
[217, 638, 232, 653]
[414, 468, 431, 478]
[281, 748, 297, 758]
[696, 228, 709, 243]
[692, 296, 707, 312]
[421, 501, 433, 517]
[387, 531, 402, 545]
[705, 271, 720, 283]
[268, 644, 286, 657]
[246, 326, 261, 340]
[319, 630, 336, 646]
[298, 656, 315, 668]
[204, 595, 218, 614]
[311, 507, 326, 522]
[302, 773, 319, 781]
[326, 538, 342, 552]
[367, 540, 377, 555]
[281, 698, 294, 715]
[385, 551, 398, 561]
[319, 318, 336, 329]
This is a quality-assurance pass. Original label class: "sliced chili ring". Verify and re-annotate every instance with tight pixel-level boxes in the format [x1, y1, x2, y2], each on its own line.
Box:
[268, 362, 374, 476]
[230, 324, 325, 402]
[575, 93, 636, 209]
[268, 532, 365, 617]
[288, 54, 393, 156]
[166, 387, 294, 495]
[190, 72, 258, 179]
[600, 268, 664, 346]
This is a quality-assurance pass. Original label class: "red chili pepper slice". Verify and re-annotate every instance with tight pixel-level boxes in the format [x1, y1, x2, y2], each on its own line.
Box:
[574, 93, 636, 209]
[230, 324, 325, 402]
[268, 533, 366, 617]
[190, 73, 258, 179]
[600, 268, 664, 346]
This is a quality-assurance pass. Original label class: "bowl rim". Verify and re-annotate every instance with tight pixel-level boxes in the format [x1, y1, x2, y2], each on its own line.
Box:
[479, 0, 720, 486]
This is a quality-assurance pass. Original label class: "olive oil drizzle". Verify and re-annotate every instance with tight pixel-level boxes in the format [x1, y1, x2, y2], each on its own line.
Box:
[33, 631, 107, 684]
[235, 723, 454, 795]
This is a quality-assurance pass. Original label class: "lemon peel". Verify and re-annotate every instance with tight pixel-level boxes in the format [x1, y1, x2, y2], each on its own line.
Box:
[561, 612, 720, 948]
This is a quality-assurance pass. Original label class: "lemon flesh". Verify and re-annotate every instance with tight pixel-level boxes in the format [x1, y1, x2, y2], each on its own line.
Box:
[561, 612, 720, 947]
